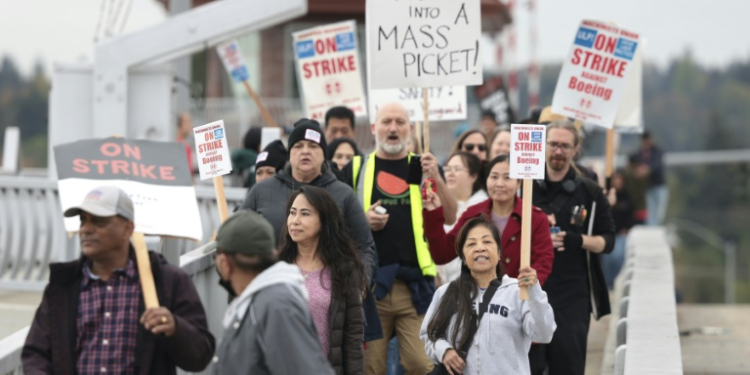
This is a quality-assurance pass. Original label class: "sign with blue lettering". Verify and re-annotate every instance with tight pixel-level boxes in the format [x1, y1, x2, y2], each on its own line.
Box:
[292, 20, 368, 120]
[296, 40, 315, 59]
[614, 38, 638, 61]
[551, 20, 642, 129]
[336, 32, 356, 51]
[574, 27, 597, 48]
[216, 40, 250, 82]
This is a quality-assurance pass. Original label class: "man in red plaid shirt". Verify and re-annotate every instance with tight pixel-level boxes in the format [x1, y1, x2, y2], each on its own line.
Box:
[22, 186, 215, 374]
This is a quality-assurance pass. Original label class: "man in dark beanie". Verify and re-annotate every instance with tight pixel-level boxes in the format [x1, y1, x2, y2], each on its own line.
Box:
[255, 140, 288, 184]
[241, 118, 383, 343]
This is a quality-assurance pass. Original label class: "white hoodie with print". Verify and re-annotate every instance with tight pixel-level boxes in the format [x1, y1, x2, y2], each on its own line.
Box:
[420, 275, 556, 375]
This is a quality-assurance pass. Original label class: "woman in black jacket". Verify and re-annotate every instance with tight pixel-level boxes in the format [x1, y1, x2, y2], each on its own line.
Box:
[279, 185, 367, 375]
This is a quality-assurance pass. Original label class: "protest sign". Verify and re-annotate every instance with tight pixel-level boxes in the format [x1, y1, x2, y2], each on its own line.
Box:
[366, 0, 483, 89]
[369, 86, 467, 123]
[54, 137, 203, 241]
[475, 75, 515, 127]
[193, 120, 232, 180]
[551, 20, 640, 128]
[508, 123, 546, 300]
[509, 124, 546, 179]
[216, 41, 278, 128]
[216, 40, 249, 83]
[293, 20, 368, 120]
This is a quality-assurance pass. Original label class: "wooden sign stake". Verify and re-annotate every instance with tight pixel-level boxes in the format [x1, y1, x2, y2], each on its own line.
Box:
[132, 232, 159, 309]
[213, 175, 230, 223]
[519, 179, 533, 300]
[242, 80, 278, 128]
[422, 87, 430, 153]
[605, 128, 615, 190]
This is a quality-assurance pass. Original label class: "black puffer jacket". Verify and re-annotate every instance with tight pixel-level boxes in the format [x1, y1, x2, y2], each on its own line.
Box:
[328, 286, 364, 375]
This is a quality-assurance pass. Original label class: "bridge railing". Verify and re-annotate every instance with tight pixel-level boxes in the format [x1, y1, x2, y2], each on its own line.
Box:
[0, 241, 223, 375]
[605, 227, 683, 375]
[0, 176, 246, 291]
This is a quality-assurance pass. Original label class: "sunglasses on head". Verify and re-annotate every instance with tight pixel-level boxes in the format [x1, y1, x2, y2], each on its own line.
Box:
[463, 143, 486, 152]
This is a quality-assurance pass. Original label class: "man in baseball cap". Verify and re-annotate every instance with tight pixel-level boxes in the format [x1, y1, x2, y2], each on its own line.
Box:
[213, 210, 334, 374]
[23, 186, 215, 373]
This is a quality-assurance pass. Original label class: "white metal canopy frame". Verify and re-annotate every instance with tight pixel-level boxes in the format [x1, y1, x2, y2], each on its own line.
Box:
[92, 0, 308, 138]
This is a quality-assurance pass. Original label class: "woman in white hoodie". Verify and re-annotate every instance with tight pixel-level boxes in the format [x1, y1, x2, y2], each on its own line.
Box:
[420, 216, 556, 375]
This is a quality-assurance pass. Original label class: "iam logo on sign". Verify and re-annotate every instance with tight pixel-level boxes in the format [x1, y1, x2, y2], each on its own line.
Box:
[211, 163, 217, 171]
[524, 165, 532, 172]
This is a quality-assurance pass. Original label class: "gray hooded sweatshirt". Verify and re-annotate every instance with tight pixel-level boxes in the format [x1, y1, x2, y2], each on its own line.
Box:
[240, 163, 377, 280]
[212, 262, 334, 375]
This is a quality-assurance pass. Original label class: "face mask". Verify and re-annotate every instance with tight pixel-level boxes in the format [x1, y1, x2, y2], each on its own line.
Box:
[215, 263, 237, 299]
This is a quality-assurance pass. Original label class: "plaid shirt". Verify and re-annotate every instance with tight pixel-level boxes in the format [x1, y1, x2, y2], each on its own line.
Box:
[76, 259, 141, 375]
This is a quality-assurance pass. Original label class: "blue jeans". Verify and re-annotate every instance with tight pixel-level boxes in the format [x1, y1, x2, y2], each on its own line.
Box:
[387, 337, 405, 375]
[601, 234, 627, 290]
[646, 185, 668, 226]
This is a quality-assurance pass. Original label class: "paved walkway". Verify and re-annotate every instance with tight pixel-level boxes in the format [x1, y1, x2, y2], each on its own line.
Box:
[678, 304, 750, 375]
[0, 291, 42, 340]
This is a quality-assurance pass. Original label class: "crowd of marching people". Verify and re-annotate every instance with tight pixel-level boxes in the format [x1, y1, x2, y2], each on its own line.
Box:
[23, 101, 667, 375]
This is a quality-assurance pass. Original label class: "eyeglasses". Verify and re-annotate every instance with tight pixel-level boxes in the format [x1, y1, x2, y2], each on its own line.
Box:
[462, 143, 486, 152]
[547, 141, 575, 151]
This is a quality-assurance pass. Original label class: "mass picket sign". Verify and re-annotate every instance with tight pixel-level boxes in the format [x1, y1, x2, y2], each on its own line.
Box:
[366, 0, 483, 89]
[369, 86, 467, 123]
[193, 120, 232, 180]
[293, 21, 368, 120]
[509, 124, 546, 300]
[217, 40, 249, 83]
[551, 20, 641, 128]
[54, 137, 203, 241]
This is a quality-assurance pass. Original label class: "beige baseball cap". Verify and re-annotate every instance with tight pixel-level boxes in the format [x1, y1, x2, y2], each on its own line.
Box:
[64, 186, 135, 221]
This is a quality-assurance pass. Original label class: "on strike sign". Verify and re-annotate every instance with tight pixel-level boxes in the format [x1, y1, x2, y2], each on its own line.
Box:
[216, 40, 249, 82]
[54, 137, 203, 241]
[551, 20, 640, 128]
[193, 120, 232, 180]
[293, 20, 367, 120]
[366, 0, 483, 89]
[509, 124, 546, 180]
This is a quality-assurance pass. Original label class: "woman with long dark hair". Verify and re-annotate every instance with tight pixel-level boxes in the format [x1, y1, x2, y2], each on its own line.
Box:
[420, 216, 556, 375]
[279, 185, 367, 375]
[423, 155, 554, 285]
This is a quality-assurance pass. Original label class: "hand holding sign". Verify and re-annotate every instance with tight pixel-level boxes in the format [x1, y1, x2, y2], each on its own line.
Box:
[509, 124, 547, 300]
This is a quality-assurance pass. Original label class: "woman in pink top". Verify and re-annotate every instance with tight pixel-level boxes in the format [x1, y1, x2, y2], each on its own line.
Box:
[279, 185, 367, 375]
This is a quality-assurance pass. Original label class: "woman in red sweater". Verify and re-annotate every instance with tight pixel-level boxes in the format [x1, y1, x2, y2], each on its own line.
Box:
[422, 154, 555, 284]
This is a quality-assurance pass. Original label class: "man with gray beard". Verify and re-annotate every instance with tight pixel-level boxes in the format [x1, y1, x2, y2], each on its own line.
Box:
[342, 103, 455, 375]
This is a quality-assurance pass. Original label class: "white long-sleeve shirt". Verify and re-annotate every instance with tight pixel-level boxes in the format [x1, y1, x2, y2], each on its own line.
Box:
[420, 275, 556, 375]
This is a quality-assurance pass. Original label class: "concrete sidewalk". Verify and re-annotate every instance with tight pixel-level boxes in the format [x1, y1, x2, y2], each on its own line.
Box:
[678, 304, 750, 375]
[0, 291, 42, 340]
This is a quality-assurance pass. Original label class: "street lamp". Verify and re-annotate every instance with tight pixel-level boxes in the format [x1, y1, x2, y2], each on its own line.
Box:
[666, 218, 736, 304]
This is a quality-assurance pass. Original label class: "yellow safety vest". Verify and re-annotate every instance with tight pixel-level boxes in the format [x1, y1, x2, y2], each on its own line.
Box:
[352, 152, 436, 277]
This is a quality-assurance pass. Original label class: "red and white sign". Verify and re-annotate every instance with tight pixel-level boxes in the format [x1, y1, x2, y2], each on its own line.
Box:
[368, 86, 467, 123]
[292, 20, 368, 121]
[193, 120, 232, 180]
[509, 124, 546, 180]
[551, 20, 641, 128]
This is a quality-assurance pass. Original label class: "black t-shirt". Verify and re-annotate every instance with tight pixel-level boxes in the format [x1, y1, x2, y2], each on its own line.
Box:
[369, 157, 419, 268]
[342, 155, 444, 269]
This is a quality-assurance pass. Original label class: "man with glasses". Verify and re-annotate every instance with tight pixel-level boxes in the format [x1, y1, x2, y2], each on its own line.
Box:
[528, 120, 616, 375]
